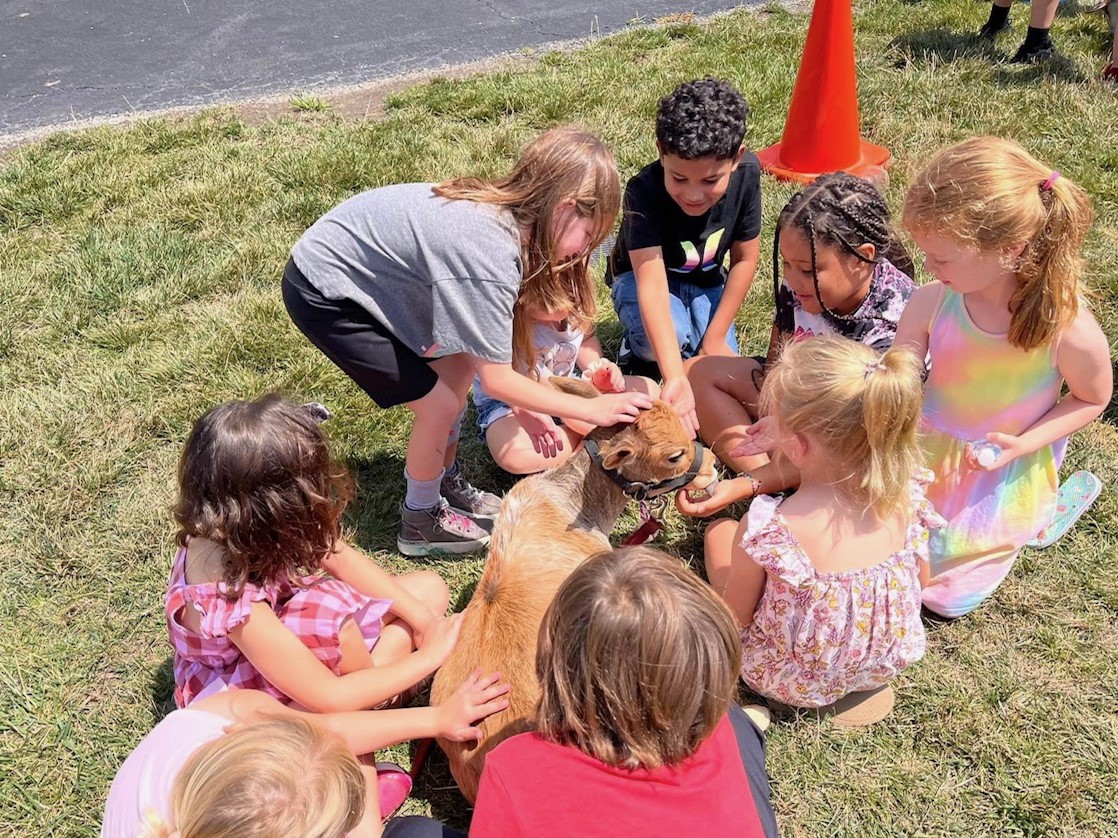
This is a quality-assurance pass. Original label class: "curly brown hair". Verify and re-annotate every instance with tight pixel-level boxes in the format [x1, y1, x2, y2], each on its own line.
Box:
[174, 395, 354, 596]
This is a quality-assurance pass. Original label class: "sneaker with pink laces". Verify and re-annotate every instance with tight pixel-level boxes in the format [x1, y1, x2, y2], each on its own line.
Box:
[397, 498, 491, 556]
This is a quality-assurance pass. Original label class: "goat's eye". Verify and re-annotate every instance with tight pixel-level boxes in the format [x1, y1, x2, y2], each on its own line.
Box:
[668, 449, 687, 463]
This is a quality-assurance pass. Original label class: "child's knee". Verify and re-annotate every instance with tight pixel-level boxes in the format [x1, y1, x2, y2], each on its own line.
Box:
[704, 518, 739, 570]
[414, 570, 451, 614]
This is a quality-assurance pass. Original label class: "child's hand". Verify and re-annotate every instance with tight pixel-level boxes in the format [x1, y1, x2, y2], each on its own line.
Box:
[584, 391, 653, 427]
[728, 416, 778, 459]
[417, 613, 464, 669]
[583, 359, 625, 393]
[675, 476, 753, 518]
[514, 408, 564, 458]
[435, 669, 511, 742]
[964, 432, 1021, 471]
[660, 376, 698, 438]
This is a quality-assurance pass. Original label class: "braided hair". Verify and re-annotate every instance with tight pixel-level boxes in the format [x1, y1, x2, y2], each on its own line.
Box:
[774, 172, 914, 323]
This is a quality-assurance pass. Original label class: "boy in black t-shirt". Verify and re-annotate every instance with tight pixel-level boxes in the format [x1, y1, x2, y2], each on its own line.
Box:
[607, 78, 761, 436]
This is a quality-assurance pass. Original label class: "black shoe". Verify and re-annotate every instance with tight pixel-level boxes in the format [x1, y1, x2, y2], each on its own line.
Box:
[978, 18, 1010, 39]
[616, 338, 663, 381]
[1010, 38, 1057, 64]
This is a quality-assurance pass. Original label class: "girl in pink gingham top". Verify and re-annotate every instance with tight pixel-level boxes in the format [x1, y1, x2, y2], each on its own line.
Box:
[704, 337, 944, 713]
[166, 395, 460, 711]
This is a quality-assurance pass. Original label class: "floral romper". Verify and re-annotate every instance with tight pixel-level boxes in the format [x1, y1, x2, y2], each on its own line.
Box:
[165, 543, 392, 707]
[739, 471, 945, 708]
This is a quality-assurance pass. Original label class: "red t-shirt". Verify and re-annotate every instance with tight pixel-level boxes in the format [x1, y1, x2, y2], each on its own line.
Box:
[469, 715, 765, 837]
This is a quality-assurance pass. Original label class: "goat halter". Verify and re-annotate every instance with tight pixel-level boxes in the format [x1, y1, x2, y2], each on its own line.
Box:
[582, 437, 706, 501]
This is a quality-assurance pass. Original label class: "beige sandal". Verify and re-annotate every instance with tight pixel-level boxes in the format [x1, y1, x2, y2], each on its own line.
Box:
[767, 684, 896, 727]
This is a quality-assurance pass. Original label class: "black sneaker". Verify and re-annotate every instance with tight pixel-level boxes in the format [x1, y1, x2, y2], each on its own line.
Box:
[1010, 38, 1057, 64]
[397, 499, 490, 556]
[616, 338, 663, 381]
[441, 469, 501, 522]
[978, 18, 1010, 39]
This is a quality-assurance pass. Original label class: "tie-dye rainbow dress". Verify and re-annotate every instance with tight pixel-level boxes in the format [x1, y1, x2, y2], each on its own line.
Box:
[921, 289, 1064, 618]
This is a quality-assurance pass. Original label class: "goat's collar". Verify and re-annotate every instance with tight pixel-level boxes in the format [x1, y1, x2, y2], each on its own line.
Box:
[582, 437, 705, 501]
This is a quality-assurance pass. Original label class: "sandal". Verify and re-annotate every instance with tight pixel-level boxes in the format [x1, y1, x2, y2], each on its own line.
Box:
[1026, 470, 1102, 549]
[375, 762, 413, 818]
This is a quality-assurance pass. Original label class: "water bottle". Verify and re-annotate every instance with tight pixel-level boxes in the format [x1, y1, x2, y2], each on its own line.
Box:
[972, 440, 1001, 468]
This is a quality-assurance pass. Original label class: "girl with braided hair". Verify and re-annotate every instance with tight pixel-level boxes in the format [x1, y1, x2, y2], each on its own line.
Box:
[681, 173, 916, 517]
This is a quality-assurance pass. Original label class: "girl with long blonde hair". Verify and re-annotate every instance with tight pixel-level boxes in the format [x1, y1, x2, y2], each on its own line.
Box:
[894, 137, 1112, 618]
[704, 337, 941, 724]
[284, 126, 650, 556]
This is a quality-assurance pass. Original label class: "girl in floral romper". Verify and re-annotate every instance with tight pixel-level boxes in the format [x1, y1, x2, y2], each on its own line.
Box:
[703, 337, 944, 724]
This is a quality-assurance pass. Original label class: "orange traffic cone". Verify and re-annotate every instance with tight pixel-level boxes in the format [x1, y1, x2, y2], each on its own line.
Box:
[757, 0, 890, 183]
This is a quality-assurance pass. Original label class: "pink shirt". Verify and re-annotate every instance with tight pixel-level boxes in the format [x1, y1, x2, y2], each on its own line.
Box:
[101, 707, 228, 837]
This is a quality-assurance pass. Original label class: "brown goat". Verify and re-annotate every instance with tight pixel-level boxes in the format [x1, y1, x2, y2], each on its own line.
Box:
[430, 377, 718, 803]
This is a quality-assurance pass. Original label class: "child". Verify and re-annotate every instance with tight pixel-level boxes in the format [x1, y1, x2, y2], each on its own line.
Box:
[167, 395, 458, 712]
[703, 338, 940, 723]
[472, 293, 658, 474]
[895, 137, 1112, 618]
[102, 672, 511, 837]
[978, 0, 1062, 64]
[607, 78, 762, 436]
[468, 546, 778, 837]
[681, 172, 916, 517]
[284, 126, 653, 556]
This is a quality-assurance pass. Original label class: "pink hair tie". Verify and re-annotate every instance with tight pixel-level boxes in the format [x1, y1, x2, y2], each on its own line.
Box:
[1040, 171, 1061, 192]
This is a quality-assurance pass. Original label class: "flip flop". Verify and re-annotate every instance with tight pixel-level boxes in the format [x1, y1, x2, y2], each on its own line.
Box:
[375, 761, 413, 819]
[766, 684, 895, 727]
[1026, 470, 1102, 549]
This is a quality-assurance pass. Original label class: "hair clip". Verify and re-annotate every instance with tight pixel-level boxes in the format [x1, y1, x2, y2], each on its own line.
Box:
[863, 358, 887, 380]
[302, 402, 333, 424]
[1040, 171, 1061, 192]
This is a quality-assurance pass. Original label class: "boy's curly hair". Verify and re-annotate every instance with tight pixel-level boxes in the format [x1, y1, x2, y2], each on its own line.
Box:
[174, 395, 354, 597]
[656, 78, 749, 160]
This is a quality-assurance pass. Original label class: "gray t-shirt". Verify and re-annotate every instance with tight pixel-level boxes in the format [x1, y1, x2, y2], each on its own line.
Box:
[291, 183, 523, 363]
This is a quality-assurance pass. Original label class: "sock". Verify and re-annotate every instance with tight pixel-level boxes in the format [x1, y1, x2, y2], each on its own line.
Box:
[985, 4, 1010, 30]
[1023, 25, 1051, 49]
[404, 469, 444, 511]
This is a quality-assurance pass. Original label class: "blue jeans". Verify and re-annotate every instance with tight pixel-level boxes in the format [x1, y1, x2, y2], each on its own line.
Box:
[610, 270, 738, 361]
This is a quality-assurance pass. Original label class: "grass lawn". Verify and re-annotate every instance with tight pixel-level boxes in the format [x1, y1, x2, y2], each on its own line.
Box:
[2, 0, 1117, 834]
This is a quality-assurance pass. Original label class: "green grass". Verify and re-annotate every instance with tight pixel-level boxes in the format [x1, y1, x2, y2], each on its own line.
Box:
[290, 92, 335, 113]
[2, 1, 1117, 834]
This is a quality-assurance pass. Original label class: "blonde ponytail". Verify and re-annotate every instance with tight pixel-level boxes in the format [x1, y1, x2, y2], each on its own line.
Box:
[904, 136, 1093, 350]
[760, 337, 924, 519]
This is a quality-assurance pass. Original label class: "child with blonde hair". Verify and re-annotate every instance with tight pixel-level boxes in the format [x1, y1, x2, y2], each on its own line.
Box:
[168, 395, 457, 713]
[468, 546, 778, 837]
[285, 126, 652, 555]
[704, 337, 942, 723]
[681, 172, 915, 517]
[101, 672, 510, 837]
[895, 137, 1112, 618]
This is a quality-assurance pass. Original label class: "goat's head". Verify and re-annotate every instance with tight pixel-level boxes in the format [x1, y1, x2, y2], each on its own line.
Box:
[550, 377, 719, 498]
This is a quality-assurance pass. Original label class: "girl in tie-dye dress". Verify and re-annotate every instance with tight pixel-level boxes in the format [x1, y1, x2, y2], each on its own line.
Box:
[896, 138, 1113, 618]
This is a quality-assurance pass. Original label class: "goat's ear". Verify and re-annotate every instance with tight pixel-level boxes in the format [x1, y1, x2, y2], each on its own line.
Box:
[550, 376, 600, 400]
[598, 437, 634, 471]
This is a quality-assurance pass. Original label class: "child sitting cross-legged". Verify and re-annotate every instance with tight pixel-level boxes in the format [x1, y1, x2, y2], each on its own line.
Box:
[472, 279, 659, 474]
[704, 337, 943, 725]
[166, 395, 458, 714]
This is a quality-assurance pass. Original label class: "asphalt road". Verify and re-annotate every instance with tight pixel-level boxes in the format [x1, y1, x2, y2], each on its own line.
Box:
[1, 0, 753, 139]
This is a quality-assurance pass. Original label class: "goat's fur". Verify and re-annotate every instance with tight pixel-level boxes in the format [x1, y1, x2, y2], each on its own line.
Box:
[430, 377, 717, 802]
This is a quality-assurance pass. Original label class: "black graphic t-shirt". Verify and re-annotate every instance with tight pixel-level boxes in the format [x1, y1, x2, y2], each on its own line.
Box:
[607, 154, 762, 288]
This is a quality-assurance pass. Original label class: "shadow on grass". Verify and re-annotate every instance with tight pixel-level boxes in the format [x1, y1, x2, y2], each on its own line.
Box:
[889, 27, 1088, 84]
[149, 656, 178, 726]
